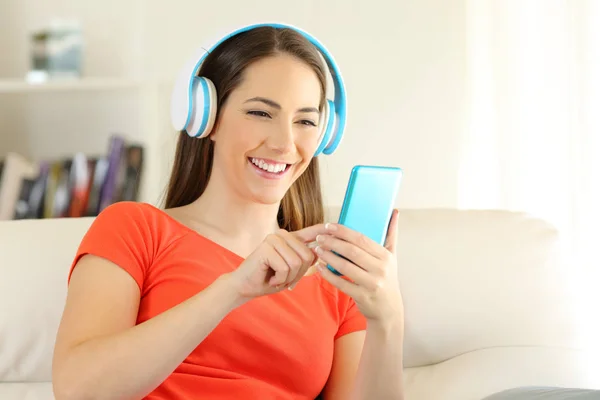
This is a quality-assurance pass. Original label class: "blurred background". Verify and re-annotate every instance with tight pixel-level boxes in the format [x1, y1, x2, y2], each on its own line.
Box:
[0, 0, 599, 266]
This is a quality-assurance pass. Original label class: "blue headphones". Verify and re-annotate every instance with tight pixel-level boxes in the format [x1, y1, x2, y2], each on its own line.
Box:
[170, 22, 347, 156]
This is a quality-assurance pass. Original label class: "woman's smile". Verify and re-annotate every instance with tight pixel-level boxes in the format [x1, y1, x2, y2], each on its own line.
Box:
[247, 157, 293, 180]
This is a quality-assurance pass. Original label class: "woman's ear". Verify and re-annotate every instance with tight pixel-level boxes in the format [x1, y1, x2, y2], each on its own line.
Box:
[208, 116, 221, 142]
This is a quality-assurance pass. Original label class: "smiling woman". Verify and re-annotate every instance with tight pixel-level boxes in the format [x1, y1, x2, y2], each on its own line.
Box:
[166, 28, 329, 232]
[51, 23, 405, 400]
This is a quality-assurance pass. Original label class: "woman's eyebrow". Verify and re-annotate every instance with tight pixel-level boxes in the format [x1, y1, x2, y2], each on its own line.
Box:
[244, 97, 320, 114]
[298, 106, 320, 114]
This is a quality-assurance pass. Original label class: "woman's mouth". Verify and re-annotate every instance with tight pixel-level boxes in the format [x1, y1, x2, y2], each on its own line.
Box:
[248, 157, 292, 179]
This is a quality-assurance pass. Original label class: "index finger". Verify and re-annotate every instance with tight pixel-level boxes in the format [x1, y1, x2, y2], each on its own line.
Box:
[291, 223, 328, 243]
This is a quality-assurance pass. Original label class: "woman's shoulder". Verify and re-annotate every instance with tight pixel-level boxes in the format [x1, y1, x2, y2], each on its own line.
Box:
[71, 202, 192, 281]
[95, 201, 172, 227]
[95, 201, 154, 220]
[89, 201, 191, 246]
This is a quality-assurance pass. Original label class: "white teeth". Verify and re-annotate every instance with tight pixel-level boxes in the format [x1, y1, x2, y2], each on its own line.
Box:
[251, 158, 287, 173]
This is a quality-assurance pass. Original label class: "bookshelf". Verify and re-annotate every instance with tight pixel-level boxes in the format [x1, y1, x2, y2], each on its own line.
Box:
[0, 1, 177, 220]
[0, 77, 177, 219]
[0, 75, 176, 220]
[0, 78, 176, 212]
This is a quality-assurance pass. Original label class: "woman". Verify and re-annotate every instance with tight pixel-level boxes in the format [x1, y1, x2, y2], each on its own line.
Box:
[52, 23, 405, 400]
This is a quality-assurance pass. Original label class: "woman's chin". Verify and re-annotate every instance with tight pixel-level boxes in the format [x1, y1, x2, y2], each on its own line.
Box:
[248, 188, 290, 206]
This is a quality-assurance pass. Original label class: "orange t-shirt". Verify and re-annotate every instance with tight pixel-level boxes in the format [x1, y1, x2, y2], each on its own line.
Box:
[68, 201, 367, 400]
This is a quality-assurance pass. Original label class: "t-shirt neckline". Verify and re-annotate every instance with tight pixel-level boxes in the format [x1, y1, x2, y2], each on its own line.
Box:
[138, 202, 323, 281]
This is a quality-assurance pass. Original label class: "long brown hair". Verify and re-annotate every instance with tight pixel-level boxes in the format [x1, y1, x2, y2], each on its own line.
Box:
[164, 26, 326, 231]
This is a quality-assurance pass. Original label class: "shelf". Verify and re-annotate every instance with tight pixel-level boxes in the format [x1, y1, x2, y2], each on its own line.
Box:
[0, 77, 145, 94]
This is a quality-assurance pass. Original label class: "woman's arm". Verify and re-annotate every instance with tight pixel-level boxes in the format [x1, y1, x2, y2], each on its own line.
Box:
[313, 210, 406, 400]
[351, 320, 405, 399]
[52, 255, 245, 400]
[53, 221, 326, 400]
[322, 320, 404, 400]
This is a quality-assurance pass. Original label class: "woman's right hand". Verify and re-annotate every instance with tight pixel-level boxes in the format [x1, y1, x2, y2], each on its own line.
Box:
[228, 224, 327, 299]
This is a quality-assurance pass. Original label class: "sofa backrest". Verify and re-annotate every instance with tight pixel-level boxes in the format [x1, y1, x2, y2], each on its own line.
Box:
[325, 207, 581, 367]
[1, 216, 94, 382]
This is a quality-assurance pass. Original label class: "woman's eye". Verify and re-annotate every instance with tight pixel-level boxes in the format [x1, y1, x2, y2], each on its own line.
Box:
[299, 120, 317, 127]
[248, 110, 271, 118]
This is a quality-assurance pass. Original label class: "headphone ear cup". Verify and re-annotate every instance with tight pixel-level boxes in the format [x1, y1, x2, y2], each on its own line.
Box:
[186, 77, 217, 138]
[314, 99, 336, 156]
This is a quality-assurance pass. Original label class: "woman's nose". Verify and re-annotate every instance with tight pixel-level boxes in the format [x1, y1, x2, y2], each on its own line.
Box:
[267, 123, 295, 154]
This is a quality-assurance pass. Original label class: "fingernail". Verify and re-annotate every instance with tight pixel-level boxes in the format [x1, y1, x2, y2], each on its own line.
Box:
[325, 223, 337, 231]
[288, 284, 295, 291]
[315, 246, 323, 255]
[316, 235, 325, 243]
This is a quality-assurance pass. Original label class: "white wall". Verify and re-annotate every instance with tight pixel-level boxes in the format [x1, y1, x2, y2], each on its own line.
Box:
[0, 0, 468, 209]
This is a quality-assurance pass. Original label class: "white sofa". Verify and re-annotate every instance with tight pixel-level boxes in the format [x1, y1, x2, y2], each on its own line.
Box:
[1, 206, 599, 399]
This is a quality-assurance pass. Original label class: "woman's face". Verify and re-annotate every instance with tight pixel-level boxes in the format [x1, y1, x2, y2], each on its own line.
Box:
[209, 53, 323, 205]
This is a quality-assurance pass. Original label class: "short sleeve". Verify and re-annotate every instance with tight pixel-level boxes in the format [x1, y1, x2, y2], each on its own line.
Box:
[335, 296, 367, 340]
[68, 201, 153, 292]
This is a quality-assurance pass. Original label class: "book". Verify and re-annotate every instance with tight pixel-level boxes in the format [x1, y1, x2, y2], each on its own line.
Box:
[1, 134, 144, 220]
[0, 153, 39, 220]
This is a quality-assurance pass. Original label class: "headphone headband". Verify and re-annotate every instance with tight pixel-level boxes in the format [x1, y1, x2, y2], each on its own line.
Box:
[170, 22, 347, 156]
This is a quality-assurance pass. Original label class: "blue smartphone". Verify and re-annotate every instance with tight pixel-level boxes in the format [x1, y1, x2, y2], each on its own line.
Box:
[327, 165, 403, 276]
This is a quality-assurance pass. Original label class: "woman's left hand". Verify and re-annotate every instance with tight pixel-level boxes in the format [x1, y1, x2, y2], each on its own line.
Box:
[314, 209, 404, 324]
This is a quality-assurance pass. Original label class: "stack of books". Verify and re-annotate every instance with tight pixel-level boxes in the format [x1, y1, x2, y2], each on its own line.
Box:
[0, 134, 144, 220]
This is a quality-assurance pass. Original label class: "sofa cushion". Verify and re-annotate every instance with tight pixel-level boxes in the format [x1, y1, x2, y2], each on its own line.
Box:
[0, 382, 54, 400]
